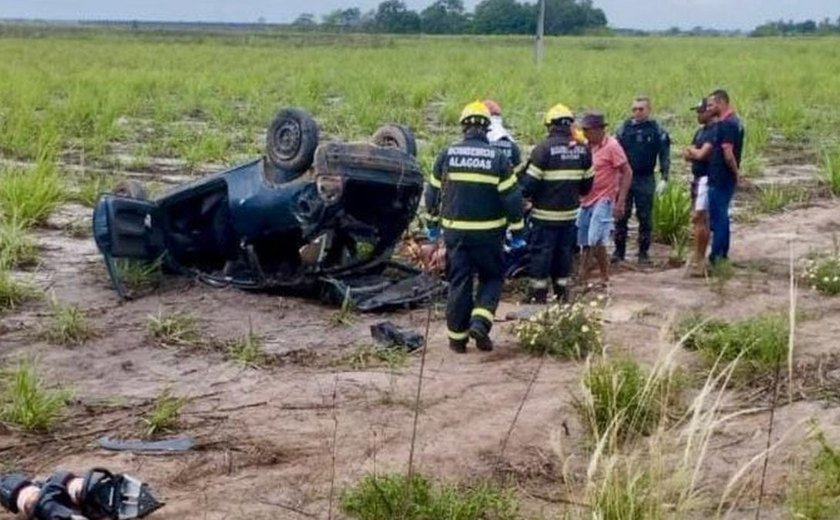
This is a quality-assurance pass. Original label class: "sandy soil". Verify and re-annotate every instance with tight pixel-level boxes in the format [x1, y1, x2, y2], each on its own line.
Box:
[2, 191, 840, 520]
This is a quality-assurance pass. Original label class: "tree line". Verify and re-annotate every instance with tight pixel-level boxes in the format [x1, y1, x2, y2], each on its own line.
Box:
[292, 0, 607, 35]
[751, 17, 840, 36]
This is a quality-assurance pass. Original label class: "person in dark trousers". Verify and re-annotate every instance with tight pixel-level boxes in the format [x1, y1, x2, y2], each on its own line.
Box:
[683, 98, 718, 276]
[520, 103, 593, 303]
[613, 96, 671, 265]
[484, 99, 523, 173]
[706, 89, 744, 264]
[425, 101, 525, 353]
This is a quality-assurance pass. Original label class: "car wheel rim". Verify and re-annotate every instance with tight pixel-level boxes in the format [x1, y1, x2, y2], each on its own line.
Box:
[274, 120, 302, 160]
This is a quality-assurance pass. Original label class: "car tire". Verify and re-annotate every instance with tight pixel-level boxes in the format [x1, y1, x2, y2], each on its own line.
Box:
[372, 124, 417, 157]
[113, 179, 148, 200]
[266, 107, 319, 174]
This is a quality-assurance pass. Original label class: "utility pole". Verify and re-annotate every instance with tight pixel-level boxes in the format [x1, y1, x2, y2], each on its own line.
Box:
[535, 0, 545, 67]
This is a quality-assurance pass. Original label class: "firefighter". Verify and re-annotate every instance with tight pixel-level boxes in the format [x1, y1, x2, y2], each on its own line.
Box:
[520, 104, 593, 303]
[613, 96, 671, 264]
[484, 99, 523, 172]
[425, 101, 525, 353]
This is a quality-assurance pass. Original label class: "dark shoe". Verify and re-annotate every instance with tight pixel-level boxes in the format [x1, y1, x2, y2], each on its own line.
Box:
[610, 253, 624, 264]
[638, 253, 652, 266]
[448, 339, 467, 354]
[553, 285, 569, 303]
[469, 327, 493, 352]
[522, 287, 548, 305]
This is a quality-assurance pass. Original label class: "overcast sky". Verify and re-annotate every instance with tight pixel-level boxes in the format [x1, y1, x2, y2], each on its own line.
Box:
[1, 0, 837, 31]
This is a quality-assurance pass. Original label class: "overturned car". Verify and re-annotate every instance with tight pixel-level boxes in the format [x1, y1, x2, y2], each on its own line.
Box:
[92, 108, 445, 311]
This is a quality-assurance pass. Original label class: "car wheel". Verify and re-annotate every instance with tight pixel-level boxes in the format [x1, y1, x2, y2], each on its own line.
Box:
[372, 124, 417, 157]
[113, 179, 148, 200]
[266, 107, 319, 174]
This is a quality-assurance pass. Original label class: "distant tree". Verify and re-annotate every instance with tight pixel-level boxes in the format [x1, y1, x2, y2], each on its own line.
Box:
[375, 0, 421, 33]
[543, 0, 607, 35]
[420, 0, 467, 34]
[293, 13, 317, 27]
[323, 8, 362, 28]
[472, 0, 533, 34]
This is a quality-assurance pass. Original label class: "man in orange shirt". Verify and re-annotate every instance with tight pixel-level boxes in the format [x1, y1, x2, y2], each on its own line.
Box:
[577, 112, 633, 287]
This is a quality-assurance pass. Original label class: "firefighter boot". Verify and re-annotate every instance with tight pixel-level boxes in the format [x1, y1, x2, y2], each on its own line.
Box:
[469, 320, 493, 352]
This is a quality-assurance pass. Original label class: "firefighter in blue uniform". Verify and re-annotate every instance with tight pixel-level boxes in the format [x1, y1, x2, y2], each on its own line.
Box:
[520, 104, 593, 303]
[613, 96, 671, 264]
[425, 101, 525, 353]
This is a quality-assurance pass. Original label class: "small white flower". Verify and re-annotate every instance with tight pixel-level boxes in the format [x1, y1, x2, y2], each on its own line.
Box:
[590, 301, 598, 307]
[833, 276, 839, 282]
[581, 325, 591, 333]
[823, 277, 830, 283]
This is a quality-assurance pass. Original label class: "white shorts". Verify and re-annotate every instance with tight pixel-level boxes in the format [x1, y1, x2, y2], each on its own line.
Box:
[693, 176, 709, 212]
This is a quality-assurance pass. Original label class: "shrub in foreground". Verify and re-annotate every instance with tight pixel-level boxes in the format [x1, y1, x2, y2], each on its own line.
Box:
[515, 300, 603, 359]
[803, 256, 840, 296]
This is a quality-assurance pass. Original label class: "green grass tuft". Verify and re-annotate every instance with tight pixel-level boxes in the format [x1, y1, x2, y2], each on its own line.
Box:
[821, 147, 840, 196]
[224, 323, 270, 367]
[114, 257, 163, 293]
[0, 158, 63, 226]
[575, 357, 678, 448]
[0, 269, 38, 312]
[0, 359, 71, 432]
[147, 309, 200, 347]
[340, 343, 411, 370]
[0, 218, 39, 269]
[652, 181, 691, 247]
[340, 473, 518, 520]
[143, 389, 185, 437]
[754, 184, 809, 214]
[787, 430, 840, 519]
[43, 297, 96, 346]
[677, 312, 788, 376]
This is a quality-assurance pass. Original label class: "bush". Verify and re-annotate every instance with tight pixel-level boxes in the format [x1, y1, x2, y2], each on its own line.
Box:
[576, 358, 675, 447]
[515, 300, 603, 359]
[803, 256, 840, 296]
[652, 181, 691, 246]
[677, 313, 788, 374]
[340, 473, 518, 520]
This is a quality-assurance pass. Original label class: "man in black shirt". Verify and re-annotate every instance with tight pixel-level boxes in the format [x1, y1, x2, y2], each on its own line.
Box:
[683, 98, 717, 276]
[706, 89, 745, 264]
[613, 96, 671, 265]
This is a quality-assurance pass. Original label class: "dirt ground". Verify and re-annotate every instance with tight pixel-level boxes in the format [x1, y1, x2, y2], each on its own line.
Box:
[2, 178, 840, 519]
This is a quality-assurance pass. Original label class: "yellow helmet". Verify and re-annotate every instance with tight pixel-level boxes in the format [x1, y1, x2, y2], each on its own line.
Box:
[544, 103, 574, 126]
[459, 101, 491, 126]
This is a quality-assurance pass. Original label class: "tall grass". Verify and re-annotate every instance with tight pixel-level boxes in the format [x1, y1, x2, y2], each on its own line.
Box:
[340, 473, 518, 520]
[652, 182, 691, 247]
[822, 146, 840, 196]
[0, 218, 38, 269]
[0, 359, 71, 431]
[0, 155, 63, 226]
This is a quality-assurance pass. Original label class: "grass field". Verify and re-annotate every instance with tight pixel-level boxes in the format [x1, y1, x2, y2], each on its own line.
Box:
[3, 29, 840, 520]
[1, 32, 839, 175]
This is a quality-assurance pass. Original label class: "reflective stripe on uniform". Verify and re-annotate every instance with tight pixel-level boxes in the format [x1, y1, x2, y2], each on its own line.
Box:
[471, 307, 495, 322]
[526, 164, 544, 179]
[529, 279, 548, 289]
[531, 208, 579, 221]
[442, 217, 507, 230]
[497, 174, 517, 192]
[583, 168, 594, 179]
[447, 172, 498, 185]
[541, 169, 588, 181]
[448, 329, 469, 340]
[426, 214, 440, 223]
[508, 219, 525, 231]
[428, 175, 442, 188]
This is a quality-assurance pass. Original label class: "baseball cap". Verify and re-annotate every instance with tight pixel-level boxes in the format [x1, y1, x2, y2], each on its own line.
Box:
[691, 98, 708, 112]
